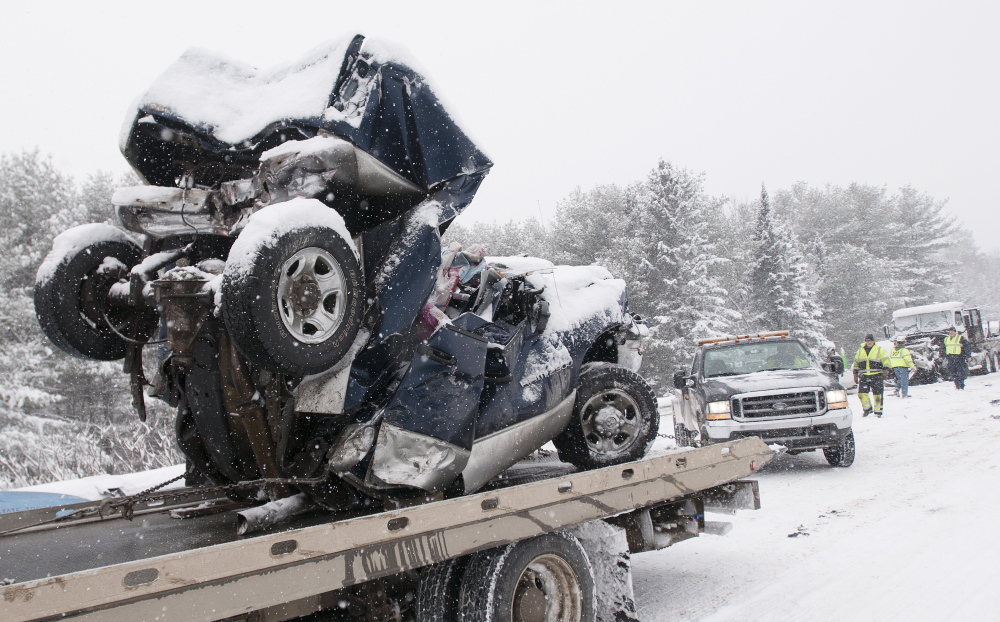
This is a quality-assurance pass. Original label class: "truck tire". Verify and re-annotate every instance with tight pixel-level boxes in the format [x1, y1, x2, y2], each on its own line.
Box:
[823, 430, 856, 467]
[221, 224, 363, 376]
[459, 532, 595, 622]
[416, 556, 469, 622]
[553, 363, 658, 470]
[34, 223, 157, 360]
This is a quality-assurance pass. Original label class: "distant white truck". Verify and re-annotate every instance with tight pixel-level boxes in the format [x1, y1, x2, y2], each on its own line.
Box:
[884, 301, 1000, 384]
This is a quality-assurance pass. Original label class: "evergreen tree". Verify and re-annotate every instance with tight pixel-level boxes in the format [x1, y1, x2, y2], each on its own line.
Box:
[748, 185, 827, 352]
[632, 161, 735, 382]
[0, 151, 180, 487]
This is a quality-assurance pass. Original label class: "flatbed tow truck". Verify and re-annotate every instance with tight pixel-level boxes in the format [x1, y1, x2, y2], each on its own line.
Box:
[1, 438, 774, 622]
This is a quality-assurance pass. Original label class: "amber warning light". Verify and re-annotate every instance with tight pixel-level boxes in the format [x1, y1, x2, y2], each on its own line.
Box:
[696, 331, 790, 346]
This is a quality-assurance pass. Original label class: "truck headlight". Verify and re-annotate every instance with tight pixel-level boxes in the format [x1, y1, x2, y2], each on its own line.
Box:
[706, 400, 731, 420]
[826, 390, 849, 410]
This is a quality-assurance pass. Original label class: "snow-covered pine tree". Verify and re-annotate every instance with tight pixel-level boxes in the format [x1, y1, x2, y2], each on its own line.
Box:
[634, 161, 735, 383]
[748, 185, 828, 352]
[0, 152, 181, 487]
[883, 185, 957, 307]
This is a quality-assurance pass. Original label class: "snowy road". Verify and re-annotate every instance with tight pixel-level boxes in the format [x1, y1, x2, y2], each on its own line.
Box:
[634, 374, 1000, 621]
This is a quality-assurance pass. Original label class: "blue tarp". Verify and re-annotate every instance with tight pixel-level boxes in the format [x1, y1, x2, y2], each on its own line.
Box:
[0, 491, 89, 514]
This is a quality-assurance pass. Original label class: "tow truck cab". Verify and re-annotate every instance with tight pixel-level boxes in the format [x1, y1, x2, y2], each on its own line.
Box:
[672, 332, 855, 465]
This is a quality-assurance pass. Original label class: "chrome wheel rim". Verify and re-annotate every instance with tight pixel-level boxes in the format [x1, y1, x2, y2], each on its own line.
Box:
[580, 388, 642, 454]
[511, 554, 582, 622]
[277, 247, 347, 344]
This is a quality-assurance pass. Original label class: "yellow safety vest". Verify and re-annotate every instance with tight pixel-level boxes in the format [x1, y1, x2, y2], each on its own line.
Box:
[853, 343, 889, 375]
[944, 334, 964, 355]
[889, 347, 913, 369]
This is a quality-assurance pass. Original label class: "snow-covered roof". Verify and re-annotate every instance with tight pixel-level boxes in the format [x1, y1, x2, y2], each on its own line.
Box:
[892, 301, 962, 319]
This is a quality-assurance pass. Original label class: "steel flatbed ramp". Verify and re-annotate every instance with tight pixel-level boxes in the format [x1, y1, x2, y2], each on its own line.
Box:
[1, 437, 773, 622]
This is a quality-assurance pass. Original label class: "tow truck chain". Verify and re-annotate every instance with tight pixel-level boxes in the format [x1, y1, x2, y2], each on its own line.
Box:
[0, 470, 333, 537]
[104, 470, 333, 521]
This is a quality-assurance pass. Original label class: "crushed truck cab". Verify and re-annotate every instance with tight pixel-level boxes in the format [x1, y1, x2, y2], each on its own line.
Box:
[672, 332, 856, 467]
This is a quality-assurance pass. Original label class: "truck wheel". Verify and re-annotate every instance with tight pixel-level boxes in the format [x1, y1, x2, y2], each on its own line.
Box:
[222, 222, 363, 376]
[823, 430, 856, 467]
[459, 533, 595, 622]
[553, 363, 658, 470]
[34, 223, 157, 360]
[416, 556, 469, 622]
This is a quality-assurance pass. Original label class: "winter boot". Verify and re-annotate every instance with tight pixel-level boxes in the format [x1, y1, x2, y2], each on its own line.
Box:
[862, 408, 872, 417]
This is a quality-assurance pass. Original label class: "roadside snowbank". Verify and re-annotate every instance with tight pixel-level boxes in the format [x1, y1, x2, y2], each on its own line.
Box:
[16, 464, 185, 501]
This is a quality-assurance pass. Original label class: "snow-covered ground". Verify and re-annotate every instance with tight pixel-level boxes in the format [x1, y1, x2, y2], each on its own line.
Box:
[635, 374, 1000, 621]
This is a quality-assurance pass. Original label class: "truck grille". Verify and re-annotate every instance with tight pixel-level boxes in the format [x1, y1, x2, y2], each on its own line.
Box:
[732, 389, 824, 420]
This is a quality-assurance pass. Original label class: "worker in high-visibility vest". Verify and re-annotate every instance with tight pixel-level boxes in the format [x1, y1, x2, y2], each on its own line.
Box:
[853, 333, 890, 417]
[944, 326, 972, 390]
[889, 338, 915, 398]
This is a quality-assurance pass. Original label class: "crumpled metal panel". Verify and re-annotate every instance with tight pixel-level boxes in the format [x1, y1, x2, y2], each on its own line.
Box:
[368, 423, 470, 491]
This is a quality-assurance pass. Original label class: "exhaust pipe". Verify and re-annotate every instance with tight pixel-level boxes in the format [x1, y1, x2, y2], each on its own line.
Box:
[236, 493, 313, 536]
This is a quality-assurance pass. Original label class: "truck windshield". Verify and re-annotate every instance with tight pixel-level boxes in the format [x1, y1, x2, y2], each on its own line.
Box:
[894, 310, 952, 335]
[702, 341, 813, 377]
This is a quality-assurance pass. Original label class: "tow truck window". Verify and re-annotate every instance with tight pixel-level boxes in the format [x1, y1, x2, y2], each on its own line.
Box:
[893, 316, 918, 335]
[918, 311, 953, 333]
[702, 341, 813, 377]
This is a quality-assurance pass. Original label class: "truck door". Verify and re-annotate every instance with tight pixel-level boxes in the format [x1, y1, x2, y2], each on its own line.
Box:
[965, 308, 984, 343]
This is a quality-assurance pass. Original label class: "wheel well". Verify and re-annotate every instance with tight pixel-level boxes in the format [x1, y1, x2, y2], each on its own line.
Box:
[582, 328, 620, 365]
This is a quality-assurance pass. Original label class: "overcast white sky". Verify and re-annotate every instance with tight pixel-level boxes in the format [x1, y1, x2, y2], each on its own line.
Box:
[2, 1, 998, 250]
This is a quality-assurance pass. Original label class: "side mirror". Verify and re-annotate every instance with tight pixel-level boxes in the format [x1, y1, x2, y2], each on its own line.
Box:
[825, 355, 844, 375]
[883, 324, 890, 339]
[673, 370, 687, 390]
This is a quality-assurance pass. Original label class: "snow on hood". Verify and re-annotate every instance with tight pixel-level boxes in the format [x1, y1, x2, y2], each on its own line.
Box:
[121, 37, 355, 148]
[533, 265, 627, 334]
[490, 257, 628, 335]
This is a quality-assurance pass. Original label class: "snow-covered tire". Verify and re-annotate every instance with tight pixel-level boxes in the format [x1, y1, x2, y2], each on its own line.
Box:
[34, 223, 156, 360]
[553, 363, 658, 470]
[823, 430, 856, 467]
[458, 533, 595, 622]
[221, 206, 362, 376]
[416, 556, 469, 622]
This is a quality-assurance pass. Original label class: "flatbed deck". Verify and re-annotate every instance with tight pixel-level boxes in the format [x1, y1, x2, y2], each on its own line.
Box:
[1, 437, 774, 622]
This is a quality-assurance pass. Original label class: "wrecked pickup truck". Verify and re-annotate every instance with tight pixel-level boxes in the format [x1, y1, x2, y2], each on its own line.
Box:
[33, 35, 656, 510]
[672, 332, 855, 467]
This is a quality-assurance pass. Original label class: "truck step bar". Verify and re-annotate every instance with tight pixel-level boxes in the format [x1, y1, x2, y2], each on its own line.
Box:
[1, 437, 774, 622]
